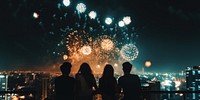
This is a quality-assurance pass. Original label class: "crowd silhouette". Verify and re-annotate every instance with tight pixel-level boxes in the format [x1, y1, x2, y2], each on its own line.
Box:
[55, 62, 142, 100]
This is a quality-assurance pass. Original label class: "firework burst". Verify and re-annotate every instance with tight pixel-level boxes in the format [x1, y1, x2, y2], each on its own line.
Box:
[36, 0, 139, 74]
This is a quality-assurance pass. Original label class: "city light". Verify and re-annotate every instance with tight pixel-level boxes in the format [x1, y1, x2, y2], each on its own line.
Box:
[63, 0, 70, 7]
[162, 80, 172, 86]
[174, 80, 181, 87]
[0, 75, 5, 78]
[88, 11, 97, 19]
[76, 3, 86, 13]
[105, 17, 113, 25]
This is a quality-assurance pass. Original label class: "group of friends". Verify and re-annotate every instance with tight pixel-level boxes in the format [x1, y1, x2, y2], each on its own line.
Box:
[54, 62, 142, 100]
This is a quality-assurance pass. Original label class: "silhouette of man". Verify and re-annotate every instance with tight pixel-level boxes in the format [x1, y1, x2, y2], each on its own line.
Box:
[55, 62, 76, 100]
[118, 62, 142, 100]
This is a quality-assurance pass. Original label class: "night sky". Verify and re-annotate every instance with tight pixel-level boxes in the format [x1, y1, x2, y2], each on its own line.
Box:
[1, 0, 200, 72]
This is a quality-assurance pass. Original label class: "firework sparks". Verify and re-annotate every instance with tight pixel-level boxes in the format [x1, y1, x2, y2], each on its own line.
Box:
[36, 1, 139, 74]
[81, 45, 92, 55]
[101, 39, 114, 51]
[120, 44, 139, 61]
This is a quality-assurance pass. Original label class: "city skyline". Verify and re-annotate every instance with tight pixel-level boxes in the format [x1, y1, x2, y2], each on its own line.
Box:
[0, 0, 200, 72]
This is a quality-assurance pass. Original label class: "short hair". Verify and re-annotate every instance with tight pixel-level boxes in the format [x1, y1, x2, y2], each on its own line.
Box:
[122, 62, 132, 73]
[60, 62, 72, 75]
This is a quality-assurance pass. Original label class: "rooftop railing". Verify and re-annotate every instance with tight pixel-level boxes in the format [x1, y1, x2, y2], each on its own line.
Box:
[0, 90, 199, 100]
[141, 90, 200, 100]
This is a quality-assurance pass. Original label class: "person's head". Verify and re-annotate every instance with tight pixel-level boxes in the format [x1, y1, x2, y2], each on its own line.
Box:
[60, 62, 72, 75]
[78, 62, 92, 75]
[122, 62, 132, 74]
[102, 64, 114, 78]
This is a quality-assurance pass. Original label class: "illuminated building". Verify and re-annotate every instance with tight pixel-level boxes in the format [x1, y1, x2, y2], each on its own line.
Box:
[42, 78, 49, 100]
[186, 66, 200, 100]
[0, 74, 8, 100]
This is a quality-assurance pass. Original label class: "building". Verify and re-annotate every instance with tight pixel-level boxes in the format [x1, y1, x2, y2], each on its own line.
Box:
[0, 74, 8, 100]
[186, 66, 200, 100]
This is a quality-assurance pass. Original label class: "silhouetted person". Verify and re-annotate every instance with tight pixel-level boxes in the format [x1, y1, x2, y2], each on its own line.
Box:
[55, 62, 76, 100]
[118, 62, 142, 100]
[98, 64, 119, 100]
[75, 63, 97, 100]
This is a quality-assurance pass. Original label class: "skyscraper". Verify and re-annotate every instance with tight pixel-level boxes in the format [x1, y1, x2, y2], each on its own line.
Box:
[0, 74, 8, 100]
[186, 66, 200, 100]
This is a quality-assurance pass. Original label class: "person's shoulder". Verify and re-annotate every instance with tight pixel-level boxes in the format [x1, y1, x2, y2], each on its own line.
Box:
[130, 74, 140, 79]
[118, 75, 125, 81]
[131, 74, 139, 77]
[55, 75, 62, 80]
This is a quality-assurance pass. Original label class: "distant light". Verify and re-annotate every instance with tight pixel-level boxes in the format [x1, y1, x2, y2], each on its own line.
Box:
[145, 61, 151, 67]
[76, 3, 86, 13]
[63, 55, 68, 60]
[174, 81, 181, 87]
[33, 12, 39, 19]
[118, 21, 125, 27]
[63, 0, 70, 7]
[88, 11, 97, 19]
[162, 80, 172, 86]
[114, 63, 118, 67]
[96, 65, 101, 69]
[105, 17, 112, 25]
[19, 96, 25, 99]
[0, 75, 5, 78]
[123, 16, 131, 25]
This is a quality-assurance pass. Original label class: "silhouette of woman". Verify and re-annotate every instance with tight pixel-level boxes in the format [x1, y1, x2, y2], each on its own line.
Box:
[75, 63, 97, 100]
[98, 64, 119, 100]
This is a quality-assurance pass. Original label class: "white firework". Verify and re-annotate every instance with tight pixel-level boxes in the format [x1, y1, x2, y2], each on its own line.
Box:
[88, 11, 97, 19]
[120, 44, 139, 61]
[63, 0, 70, 7]
[76, 3, 86, 13]
[123, 16, 131, 25]
[80, 45, 92, 55]
[118, 21, 125, 27]
[105, 17, 113, 25]
[101, 39, 114, 51]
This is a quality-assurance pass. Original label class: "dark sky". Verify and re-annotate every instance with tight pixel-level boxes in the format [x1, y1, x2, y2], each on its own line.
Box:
[1, 0, 200, 72]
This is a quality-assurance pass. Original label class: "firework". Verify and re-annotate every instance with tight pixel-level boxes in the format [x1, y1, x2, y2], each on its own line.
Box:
[120, 44, 139, 61]
[123, 16, 131, 25]
[101, 39, 114, 51]
[89, 11, 97, 19]
[76, 3, 86, 13]
[63, 0, 70, 7]
[36, 1, 139, 74]
[80, 45, 92, 55]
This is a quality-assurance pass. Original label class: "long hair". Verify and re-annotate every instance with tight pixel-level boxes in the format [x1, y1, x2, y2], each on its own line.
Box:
[77, 62, 95, 88]
[102, 64, 114, 78]
[78, 63, 92, 75]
